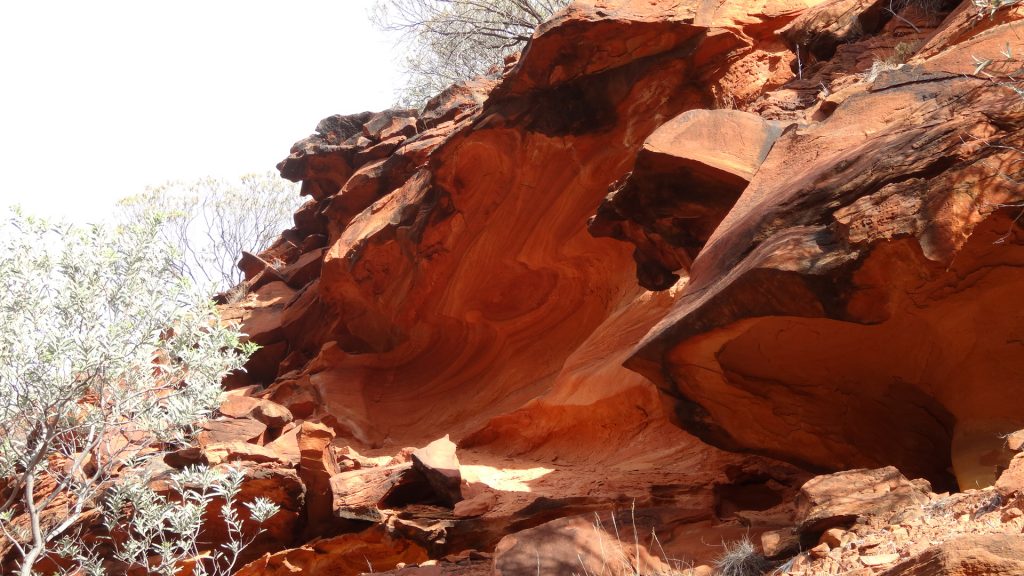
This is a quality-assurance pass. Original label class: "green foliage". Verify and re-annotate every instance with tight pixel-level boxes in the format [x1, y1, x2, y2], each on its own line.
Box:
[371, 0, 570, 106]
[42, 466, 280, 576]
[98, 466, 278, 576]
[0, 210, 265, 575]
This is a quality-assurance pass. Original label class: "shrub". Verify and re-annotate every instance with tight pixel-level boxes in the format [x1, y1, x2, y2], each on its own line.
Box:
[972, 0, 1023, 18]
[0, 210, 262, 575]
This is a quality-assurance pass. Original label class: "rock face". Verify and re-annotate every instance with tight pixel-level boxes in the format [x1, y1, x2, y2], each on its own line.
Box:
[793, 467, 932, 536]
[589, 109, 786, 289]
[202, 0, 1024, 574]
[623, 6, 1024, 490]
[882, 535, 1024, 576]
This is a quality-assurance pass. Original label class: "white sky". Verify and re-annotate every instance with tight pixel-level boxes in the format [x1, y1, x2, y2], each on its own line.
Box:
[0, 0, 404, 224]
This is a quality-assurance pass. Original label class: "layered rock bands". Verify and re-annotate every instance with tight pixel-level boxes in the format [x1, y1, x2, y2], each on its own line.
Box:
[204, 0, 1024, 573]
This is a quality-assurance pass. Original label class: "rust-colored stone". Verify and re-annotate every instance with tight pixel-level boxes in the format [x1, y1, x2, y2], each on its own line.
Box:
[411, 436, 462, 507]
[194, 0, 1024, 573]
[196, 418, 267, 447]
[236, 526, 427, 576]
[795, 467, 931, 536]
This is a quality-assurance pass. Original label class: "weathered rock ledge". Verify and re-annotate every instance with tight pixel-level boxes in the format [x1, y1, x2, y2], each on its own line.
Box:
[196, 0, 1024, 573]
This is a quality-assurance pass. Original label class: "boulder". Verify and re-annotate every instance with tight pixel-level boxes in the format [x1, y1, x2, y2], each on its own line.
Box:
[330, 463, 414, 522]
[196, 418, 267, 447]
[264, 423, 301, 464]
[219, 394, 261, 419]
[411, 436, 463, 507]
[795, 467, 931, 536]
[218, 395, 293, 429]
[995, 453, 1024, 499]
[1007, 429, 1024, 452]
[251, 399, 295, 428]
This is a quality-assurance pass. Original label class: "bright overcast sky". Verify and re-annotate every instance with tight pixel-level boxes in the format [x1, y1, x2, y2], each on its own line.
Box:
[0, 0, 403, 224]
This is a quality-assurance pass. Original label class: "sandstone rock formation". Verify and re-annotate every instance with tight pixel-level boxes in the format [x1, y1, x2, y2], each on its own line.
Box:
[794, 467, 932, 536]
[589, 109, 786, 290]
[625, 7, 1024, 491]
[8, 0, 1017, 575]
[198, 0, 1024, 572]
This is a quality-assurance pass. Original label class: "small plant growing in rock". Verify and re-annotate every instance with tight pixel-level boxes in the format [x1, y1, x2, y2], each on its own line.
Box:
[713, 537, 772, 576]
[893, 40, 921, 63]
[865, 40, 922, 82]
[972, 0, 1023, 18]
[866, 58, 904, 82]
[223, 282, 251, 305]
[96, 466, 279, 576]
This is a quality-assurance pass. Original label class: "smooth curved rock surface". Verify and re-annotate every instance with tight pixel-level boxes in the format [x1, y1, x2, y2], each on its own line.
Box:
[12, 2, 1024, 575]
[202, 0, 1024, 573]
[257, 0, 800, 454]
[216, 1, 813, 571]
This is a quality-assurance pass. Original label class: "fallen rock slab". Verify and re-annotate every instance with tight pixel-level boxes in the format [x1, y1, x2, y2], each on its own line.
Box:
[196, 418, 267, 447]
[203, 440, 296, 466]
[251, 398, 294, 428]
[411, 435, 463, 507]
[795, 467, 931, 536]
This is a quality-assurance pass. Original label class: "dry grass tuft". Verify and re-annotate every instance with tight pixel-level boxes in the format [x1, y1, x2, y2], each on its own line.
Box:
[713, 537, 772, 576]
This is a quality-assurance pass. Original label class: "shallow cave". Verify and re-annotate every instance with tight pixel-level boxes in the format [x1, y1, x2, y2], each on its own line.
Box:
[656, 215, 1024, 493]
[714, 479, 786, 519]
[379, 469, 446, 509]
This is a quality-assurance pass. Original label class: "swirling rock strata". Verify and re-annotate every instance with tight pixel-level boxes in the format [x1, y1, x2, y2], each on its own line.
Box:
[209, 0, 1024, 573]
[215, 0, 812, 570]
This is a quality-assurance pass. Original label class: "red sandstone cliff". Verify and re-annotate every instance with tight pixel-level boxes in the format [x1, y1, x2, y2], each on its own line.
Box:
[144, 0, 1024, 573]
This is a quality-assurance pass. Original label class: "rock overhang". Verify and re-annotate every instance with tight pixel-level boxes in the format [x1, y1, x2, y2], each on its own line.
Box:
[624, 67, 1024, 490]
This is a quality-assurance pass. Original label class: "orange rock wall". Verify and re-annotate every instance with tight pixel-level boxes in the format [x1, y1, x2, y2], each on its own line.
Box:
[214, 0, 1024, 572]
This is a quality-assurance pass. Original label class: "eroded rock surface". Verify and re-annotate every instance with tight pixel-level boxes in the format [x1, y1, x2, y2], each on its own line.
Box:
[589, 108, 785, 289]
[196, 0, 1024, 574]
[882, 535, 1024, 576]
[624, 6, 1024, 490]
[794, 467, 931, 536]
